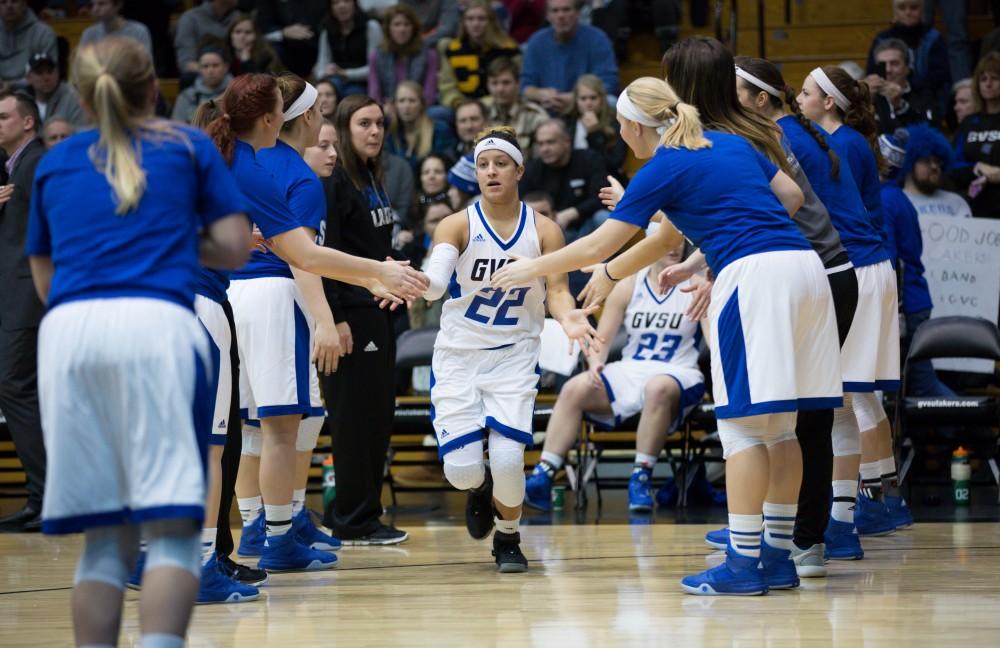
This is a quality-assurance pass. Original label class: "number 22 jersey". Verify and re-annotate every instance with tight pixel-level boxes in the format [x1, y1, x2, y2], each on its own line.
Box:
[436, 201, 546, 351]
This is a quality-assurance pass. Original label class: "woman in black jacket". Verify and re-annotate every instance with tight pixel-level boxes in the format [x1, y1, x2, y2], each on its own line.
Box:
[562, 74, 628, 181]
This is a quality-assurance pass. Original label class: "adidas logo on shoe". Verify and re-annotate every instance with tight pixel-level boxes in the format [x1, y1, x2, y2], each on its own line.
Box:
[364, 341, 379, 352]
[472, 233, 486, 242]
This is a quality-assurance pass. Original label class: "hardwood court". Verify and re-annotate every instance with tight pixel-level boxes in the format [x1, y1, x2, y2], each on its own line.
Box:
[2, 523, 1000, 647]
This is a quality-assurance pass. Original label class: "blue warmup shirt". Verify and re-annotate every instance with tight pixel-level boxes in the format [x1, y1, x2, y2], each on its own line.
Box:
[194, 268, 231, 304]
[610, 131, 811, 274]
[233, 139, 327, 280]
[881, 182, 931, 314]
[26, 126, 245, 310]
[778, 116, 888, 268]
[828, 125, 891, 262]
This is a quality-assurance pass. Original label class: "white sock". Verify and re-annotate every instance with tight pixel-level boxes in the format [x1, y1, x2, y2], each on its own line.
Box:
[200, 527, 216, 565]
[762, 502, 797, 552]
[634, 452, 658, 468]
[495, 516, 520, 534]
[237, 496, 262, 525]
[264, 503, 293, 537]
[540, 451, 563, 471]
[860, 461, 882, 499]
[292, 488, 307, 516]
[831, 480, 856, 523]
[880, 456, 901, 497]
[728, 513, 762, 558]
[140, 634, 184, 648]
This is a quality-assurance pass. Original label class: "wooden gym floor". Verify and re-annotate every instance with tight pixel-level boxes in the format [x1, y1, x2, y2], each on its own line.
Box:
[2, 512, 1000, 647]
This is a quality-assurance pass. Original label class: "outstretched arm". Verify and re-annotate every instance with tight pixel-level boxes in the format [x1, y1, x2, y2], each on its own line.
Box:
[421, 211, 468, 302]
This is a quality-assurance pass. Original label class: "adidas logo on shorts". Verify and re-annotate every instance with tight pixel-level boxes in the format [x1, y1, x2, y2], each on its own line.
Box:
[364, 341, 379, 352]
[217, 420, 226, 429]
[472, 233, 486, 242]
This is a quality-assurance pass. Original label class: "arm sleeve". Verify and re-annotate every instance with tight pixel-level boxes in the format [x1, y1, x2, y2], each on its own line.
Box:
[25, 167, 51, 257]
[195, 134, 249, 228]
[609, 156, 671, 228]
[422, 243, 460, 300]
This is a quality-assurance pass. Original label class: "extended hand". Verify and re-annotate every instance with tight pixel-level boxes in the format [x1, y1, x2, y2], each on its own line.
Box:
[490, 255, 537, 292]
[681, 277, 713, 321]
[658, 257, 697, 291]
[560, 305, 604, 356]
[577, 263, 616, 309]
[312, 321, 343, 374]
[598, 175, 625, 211]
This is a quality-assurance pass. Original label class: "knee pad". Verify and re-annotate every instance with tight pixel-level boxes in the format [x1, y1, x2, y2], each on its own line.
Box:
[487, 431, 526, 508]
[442, 441, 485, 491]
[296, 416, 324, 452]
[143, 520, 201, 578]
[716, 416, 769, 459]
[242, 423, 262, 457]
[74, 525, 140, 589]
[852, 391, 887, 432]
[832, 394, 861, 457]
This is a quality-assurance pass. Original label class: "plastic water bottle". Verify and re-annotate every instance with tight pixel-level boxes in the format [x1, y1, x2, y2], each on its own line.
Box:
[951, 447, 971, 506]
[322, 455, 336, 509]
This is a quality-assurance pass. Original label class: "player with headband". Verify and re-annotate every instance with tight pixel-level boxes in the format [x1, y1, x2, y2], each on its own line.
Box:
[420, 126, 602, 572]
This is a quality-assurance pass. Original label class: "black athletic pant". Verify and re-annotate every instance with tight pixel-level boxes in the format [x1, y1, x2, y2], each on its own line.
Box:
[0, 325, 45, 511]
[793, 265, 858, 548]
[322, 307, 396, 539]
[215, 300, 242, 557]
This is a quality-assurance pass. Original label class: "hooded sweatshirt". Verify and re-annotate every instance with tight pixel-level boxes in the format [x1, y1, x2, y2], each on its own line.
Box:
[170, 74, 232, 124]
[0, 9, 57, 84]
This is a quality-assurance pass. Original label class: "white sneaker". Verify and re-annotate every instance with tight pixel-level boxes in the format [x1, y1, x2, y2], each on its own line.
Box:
[791, 543, 827, 578]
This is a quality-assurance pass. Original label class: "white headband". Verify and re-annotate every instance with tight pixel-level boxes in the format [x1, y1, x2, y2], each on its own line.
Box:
[735, 66, 783, 98]
[283, 82, 318, 122]
[616, 91, 673, 135]
[809, 67, 851, 112]
[474, 136, 524, 167]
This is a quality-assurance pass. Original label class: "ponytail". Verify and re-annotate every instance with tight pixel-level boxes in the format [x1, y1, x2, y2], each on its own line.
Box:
[822, 66, 887, 176]
[661, 101, 711, 150]
[205, 73, 279, 165]
[624, 77, 711, 151]
[92, 72, 146, 214]
[206, 112, 236, 163]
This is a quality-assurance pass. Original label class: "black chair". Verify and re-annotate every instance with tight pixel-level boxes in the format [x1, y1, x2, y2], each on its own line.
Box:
[894, 316, 1000, 501]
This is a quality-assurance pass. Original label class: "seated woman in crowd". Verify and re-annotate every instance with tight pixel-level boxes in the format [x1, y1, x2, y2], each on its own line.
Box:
[368, 4, 439, 108]
[951, 52, 1000, 218]
[227, 13, 283, 77]
[316, 78, 340, 120]
[384, 80, 457, 171]
[314, 0, 382, 97]
[563, 74, 628, 180]
[437, 0, 520, 111]
[415, 152, 458, 209]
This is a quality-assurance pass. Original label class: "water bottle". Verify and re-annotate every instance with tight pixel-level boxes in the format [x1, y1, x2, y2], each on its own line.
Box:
[322, 455, 336, 509]
[951, 447, 971, 506]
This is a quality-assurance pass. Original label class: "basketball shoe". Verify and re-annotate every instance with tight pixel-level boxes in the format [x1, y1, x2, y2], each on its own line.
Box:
[681, 546, 768, 596]
[824, 519, 864, 560]
[493, 531, 528, 573]
[292, 508, 341, 551]
[855, 493, 896, 536]
[885, 495, 914, 529]
[704, 527, 729, 550]
[628, 467, 654, 512]
[466, 468, 494, 539]
[524, 463, 553, 511]
[237, 513, 265, 557]
[759, 541, 799, 589]
[197, 554, 260, 604]
[258, 533, 338, 572]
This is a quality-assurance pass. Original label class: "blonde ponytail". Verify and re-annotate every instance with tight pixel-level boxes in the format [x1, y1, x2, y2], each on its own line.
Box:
[661, 101, 710, 150]
[624, 77, 711, 151]
[91, 71, 146, 214]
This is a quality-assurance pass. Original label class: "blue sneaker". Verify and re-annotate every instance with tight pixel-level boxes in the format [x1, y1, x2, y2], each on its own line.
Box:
[824, 519, 864, 560]
[258, 533, 338, 573]
[855, 493, 896, 536]
[237, 513, 266, 557]
[524, 464, 553, 512]
[704, 527, 729, 550]
[655, 477, 678, 508]
[885, 495, 914, 529]
[197, 554, 260, 604]
[681, 546, 768, 596]
[292, 508, 341, 551]
[759, 541, 799, 590]
[126, 551, 146, 590]
[628, 467, 654, 512]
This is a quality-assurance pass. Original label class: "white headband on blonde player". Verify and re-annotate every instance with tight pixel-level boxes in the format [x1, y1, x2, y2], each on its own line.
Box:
[809, 67, 851, 112]
[735, 66, 783, 98]
[283, 82, 319, 122]
[474, 136, 524, 167]
[616, 91, 671, 134]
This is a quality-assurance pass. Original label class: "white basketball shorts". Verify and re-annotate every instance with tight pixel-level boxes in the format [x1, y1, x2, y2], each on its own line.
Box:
[195, 295, 232, 444]
[586, 359, 705, 430]
[840, 260, 901, 392]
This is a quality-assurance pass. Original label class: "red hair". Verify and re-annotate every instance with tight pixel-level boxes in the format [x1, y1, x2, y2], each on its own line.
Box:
[206, 73, 280, 165]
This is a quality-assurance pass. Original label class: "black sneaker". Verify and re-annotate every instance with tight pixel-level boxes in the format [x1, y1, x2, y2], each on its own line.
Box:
[466, 468, 495, 540]
[341, 524, 409, 546]
[218, 554, 268, 586]
[492, 530, 528, 573]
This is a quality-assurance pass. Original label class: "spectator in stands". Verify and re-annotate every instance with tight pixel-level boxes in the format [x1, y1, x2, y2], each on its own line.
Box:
[520, 119, 608, 240]
[501, 0, 544, 44]
[923, 0, 971, 84]
[437, 0, 519, 110]
[41, 115, 73, 148]
[382, 150, 416, 241]
[953, 78, 975, 124]
[866, 0, 950, 102]
[521, 0, 618, 114]
[0, 90, 46, 532]
[484, 57, 547, 155]
[452, 97, 485, 155]
[79, 0, 152, 56]
[24, 53, 85, 126]
[314, 0, 381, 98]
[446, 149, 478, 204]
[416, 152, 456, 208]
[951, 52, 1000, 218]
[385, 80, 456, 171]
[175, 0, 239, 79]
[0, 0, 56, 87]
[523, 189, 554, 219]
[895, 124, 971, 218]
[563, 73, 627, 179]
[368, 4, 439, 107]
[171, 45, 232, 124]
[256, 0, 328, 78]
[402, 0, 458, 47]
[226, 13, 282, 76]
[869, 38, 937, 133]
[316, 78, 340, 120]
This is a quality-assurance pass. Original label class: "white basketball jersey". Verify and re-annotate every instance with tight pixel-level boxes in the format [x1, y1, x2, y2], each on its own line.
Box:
[619, 272, 702, 368]
[437, 201, 546, 351]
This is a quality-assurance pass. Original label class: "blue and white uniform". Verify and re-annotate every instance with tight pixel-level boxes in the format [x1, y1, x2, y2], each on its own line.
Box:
[609, 131, 842, 422]
[194, 268, 233, 444]
[431, 201, 546, 457]
[827, 125, 900, 392]
[27, 126, 245, 534]
[227, 140, 326, 420]
[588, 272, 705, 430]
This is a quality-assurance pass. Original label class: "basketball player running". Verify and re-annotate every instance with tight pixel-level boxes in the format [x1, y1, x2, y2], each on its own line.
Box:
[420, 126, 602, 572]
[524, 241, 706, 513]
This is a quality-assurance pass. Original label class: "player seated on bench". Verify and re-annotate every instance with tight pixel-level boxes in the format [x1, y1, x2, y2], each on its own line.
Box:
[525, 238, 708, 512]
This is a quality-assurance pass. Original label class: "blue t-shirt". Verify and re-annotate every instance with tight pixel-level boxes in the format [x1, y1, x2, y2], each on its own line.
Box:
[26, 126, 245, 310]
[828, 125, 891, 262]
[777, 116, 888, 268]
[194, 267, 231, 304]
[232, 140, 326, 280]
[610, 131, 811, 274]
[520, 24, 619, 95]
[881, 182, 931, 314]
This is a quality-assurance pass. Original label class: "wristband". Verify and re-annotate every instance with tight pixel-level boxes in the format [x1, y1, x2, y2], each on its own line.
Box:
[604, 264, 619, 282]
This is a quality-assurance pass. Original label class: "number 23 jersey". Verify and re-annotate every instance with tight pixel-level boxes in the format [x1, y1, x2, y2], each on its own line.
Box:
[436, 201, 546, 351]
[620, 273, 702, 369]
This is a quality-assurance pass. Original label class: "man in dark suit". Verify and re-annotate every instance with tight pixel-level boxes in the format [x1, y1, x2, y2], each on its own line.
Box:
[0, 91, 46, 531]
